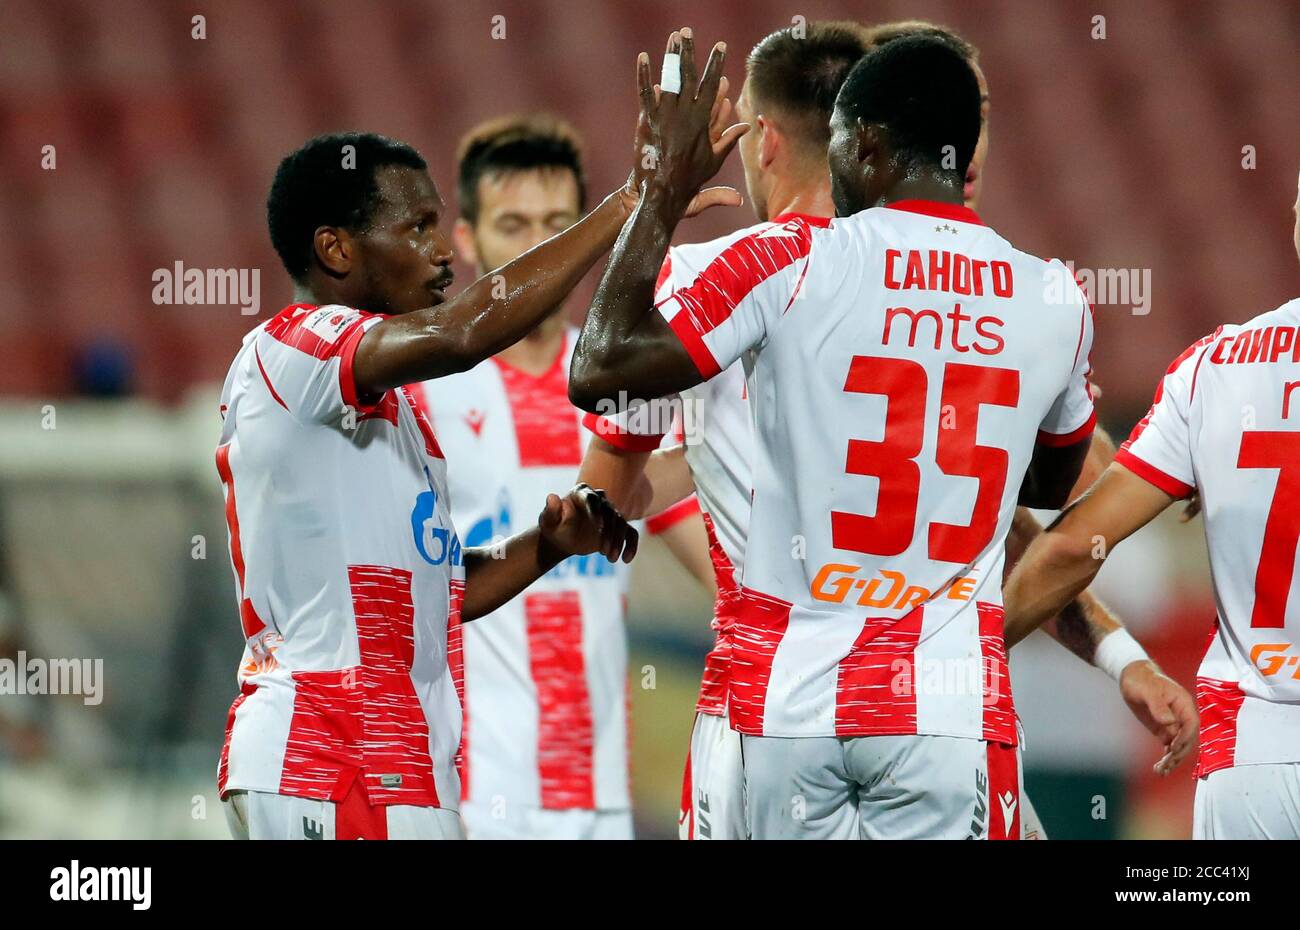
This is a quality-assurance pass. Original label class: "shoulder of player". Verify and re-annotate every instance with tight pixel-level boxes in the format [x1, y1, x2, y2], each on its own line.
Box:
[1249, 296, 1300, 332]
[255, 302, 376, 358]
[661, 218, 824, 299]
[669, 218, 806, 270]
[1189, 301, 1300, 369]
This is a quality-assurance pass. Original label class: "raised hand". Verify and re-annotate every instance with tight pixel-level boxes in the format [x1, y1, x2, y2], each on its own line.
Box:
[630, 27, 749, 220]
[538, 483, 639, 564]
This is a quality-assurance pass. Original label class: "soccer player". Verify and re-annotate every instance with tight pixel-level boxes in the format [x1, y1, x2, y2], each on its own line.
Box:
[214, 130, 668, 840]
[419, 115, 698, 839]
[570, 29, 1119, 839]
[579, 22, 1193, 839]
[1003, 172, 1300, 839]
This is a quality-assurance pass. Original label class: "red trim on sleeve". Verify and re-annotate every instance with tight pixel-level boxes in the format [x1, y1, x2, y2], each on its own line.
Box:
[581, 411, 666, 452]
[646, 495, 701, 535]
[1114, 448, 1194, 499]
[337, 319, 384, 414]
[665, 304, 723, 379]
[1036, 409, 1096, 447]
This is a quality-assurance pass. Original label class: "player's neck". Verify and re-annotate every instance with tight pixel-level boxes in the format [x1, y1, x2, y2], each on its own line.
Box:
[876, 176, 966, 209]
[765, 177, 834, 222]
[495, 314, 567, 376]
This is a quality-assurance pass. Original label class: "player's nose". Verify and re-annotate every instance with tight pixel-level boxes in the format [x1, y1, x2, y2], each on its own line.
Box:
[431, 230, 454, 268]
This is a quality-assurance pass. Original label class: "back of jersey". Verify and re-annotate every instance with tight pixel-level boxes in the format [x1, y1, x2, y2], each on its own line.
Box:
[655, 199, 1094, 739]
[1119, 298, 1300, 775]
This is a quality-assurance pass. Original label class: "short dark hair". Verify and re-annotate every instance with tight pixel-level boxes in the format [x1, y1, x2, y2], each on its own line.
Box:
[746, 21, 874, 153]
[267, 132, 427, 280]
[836, 35, 982, 179]
[456, 114, 586, 225]
[865, 20, 979, 61]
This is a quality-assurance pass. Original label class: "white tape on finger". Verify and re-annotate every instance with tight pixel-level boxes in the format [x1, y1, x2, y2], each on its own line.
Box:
[660, 51, 681, 94]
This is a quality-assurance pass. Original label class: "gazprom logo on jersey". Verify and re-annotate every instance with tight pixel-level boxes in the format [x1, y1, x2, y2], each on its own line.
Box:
[411, 486, 463, 567]
[464, 490, 616, 579]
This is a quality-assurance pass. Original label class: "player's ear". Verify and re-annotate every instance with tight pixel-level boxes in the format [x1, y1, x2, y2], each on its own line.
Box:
[452, 218, 479, 268]
[313, 226, 352, 277]
[756, 114, 779, 171]
[855, 119, 878, 166]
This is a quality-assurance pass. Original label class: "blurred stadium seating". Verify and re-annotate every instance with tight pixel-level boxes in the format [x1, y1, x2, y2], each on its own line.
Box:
[1, 0, 1296, 416]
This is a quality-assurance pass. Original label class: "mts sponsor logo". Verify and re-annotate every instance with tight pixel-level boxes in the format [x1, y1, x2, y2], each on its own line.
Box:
[880, 249, 1011, 357]
[810, 563, 978, 611]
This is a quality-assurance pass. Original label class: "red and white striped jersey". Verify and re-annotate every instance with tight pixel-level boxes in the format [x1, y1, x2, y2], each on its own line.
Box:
[1117, 298, 1300, 777]
[584, 219, 785, 717]
[422, 330, 632, 812]
[215, 303, 465, 809]
[657, 200, 1095, 741]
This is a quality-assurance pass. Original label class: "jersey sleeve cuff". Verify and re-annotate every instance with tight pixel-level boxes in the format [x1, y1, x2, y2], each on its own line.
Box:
[581, 411, 665, 452]
[661, 296, 723, 380]
[1114, 447, 1195, 498]
[1036, 409, 1096, 447]
[645, 495, 701, 535]
[337, 318, 385, 415]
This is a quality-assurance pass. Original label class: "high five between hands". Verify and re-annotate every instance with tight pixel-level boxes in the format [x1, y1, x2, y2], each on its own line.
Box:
[618, 28, 750, 222]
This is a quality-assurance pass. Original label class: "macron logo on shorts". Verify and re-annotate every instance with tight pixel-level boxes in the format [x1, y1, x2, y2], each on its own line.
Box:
[999, 790, 1018, 836]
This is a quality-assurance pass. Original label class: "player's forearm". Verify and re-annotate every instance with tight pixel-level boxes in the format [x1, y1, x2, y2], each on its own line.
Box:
[356, 192, 632, 394]
[1003, 528, 1104, 649]
[577, 438, 653, 517]
[570, 193, 696, 410]
[460, 527, 567, 621]
[1041, 589, 1122, 664]
[1067, 425, 1116, 504]
[657, 512, 718, 597]
[1005, 506, 1118, 661]
[644, 445, 696, 515]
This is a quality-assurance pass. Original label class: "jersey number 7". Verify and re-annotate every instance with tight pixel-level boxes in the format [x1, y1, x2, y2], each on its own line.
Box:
[832, 356, 1020, 565]
[1237, 430, 1300, 628]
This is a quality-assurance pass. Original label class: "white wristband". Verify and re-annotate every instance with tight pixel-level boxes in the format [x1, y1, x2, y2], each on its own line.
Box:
[660, 52, 682, 94]
[1094, 628, 1149, 681]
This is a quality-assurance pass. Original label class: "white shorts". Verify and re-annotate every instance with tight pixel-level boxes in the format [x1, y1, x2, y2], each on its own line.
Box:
[1193, 763, 1300, 839]
[741, 733, 1023, 840]
[679, 711, 747, 839]
[223, 789, 465, 840]
[459, 800, 633, 840]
